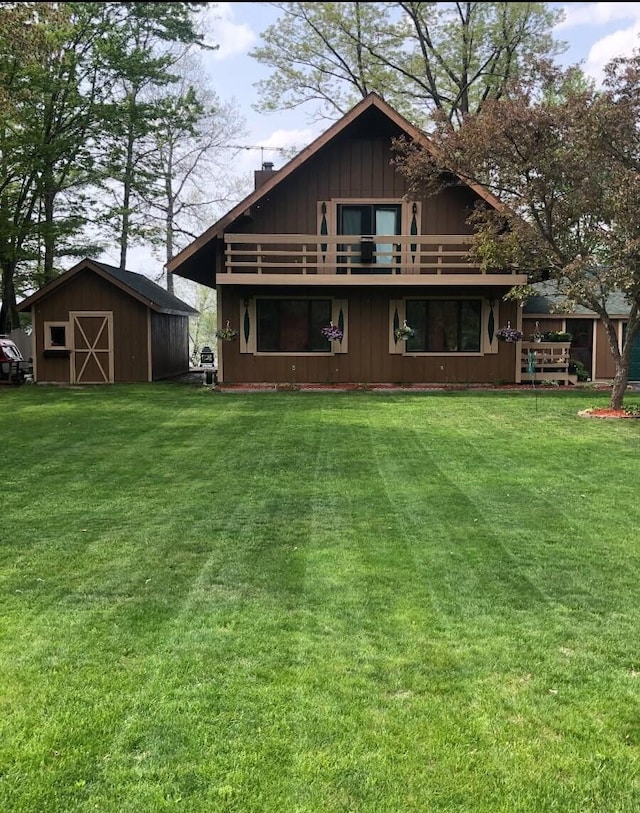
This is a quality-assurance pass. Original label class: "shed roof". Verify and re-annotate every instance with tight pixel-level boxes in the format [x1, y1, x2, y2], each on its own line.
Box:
[18, 258, 199, 316]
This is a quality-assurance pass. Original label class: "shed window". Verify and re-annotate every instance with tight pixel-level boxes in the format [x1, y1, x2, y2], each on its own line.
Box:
[257, 299, 332, 352]
[406, 300, 481, 352]
[44, 322, 69, 350]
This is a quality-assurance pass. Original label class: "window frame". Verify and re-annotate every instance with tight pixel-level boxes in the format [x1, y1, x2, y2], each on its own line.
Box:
[402, 297, 484, 356]
[44, 321, 71, 351]
[256, 296, 333, 356]
[337, 202, 402, 270]
[249, 293, 349, 358]
[317, 198, 422, 272]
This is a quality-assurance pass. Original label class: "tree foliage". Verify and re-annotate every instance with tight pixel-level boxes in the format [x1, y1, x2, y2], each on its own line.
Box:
[139, 64, 246, 293]
[394, 59, 640, 408]
[0, 2, 87, 331]
[0, 1, 230, 332]
[251, 1, 564, 125]
[89, 1, 212, 271]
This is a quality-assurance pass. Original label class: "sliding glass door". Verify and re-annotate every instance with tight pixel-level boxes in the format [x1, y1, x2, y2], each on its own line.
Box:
[337, 204, 401, 273]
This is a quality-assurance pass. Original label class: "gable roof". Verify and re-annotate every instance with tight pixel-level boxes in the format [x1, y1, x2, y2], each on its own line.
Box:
[167, 92, 505, 283]
[523, 282, 631, 317]
[18, 258, 199, 316]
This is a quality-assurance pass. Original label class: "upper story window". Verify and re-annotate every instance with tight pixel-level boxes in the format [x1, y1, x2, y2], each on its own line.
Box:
[338, 204, 402, 237]
[337, 203, 402, 272]
[406, 299, 481, 352]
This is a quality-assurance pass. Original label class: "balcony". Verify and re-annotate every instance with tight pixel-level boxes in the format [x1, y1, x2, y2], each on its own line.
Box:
[219, 234, 528, 286]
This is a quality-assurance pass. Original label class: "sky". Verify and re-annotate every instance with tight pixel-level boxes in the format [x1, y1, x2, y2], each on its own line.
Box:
[200, 1, 640, 169]
[98, 1, 640, 287]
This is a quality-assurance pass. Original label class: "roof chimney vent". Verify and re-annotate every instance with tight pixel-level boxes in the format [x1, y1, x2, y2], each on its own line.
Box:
[254, 161, 277, 189]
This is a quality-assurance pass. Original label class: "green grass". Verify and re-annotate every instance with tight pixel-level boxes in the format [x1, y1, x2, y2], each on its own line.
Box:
[1, 384, 640, 812]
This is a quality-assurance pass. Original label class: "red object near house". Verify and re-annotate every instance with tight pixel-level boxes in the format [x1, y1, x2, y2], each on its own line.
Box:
[0, 336, 32, 384]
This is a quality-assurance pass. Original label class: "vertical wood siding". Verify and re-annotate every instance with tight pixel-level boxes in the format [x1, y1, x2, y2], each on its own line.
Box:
[31, 270, 149, 383]
[594, 321, 618, 379]
[150, 312, 191, 380]
[221, 286, 519, 384]
[235, 127, 479, 239]
[524, 315, 627, 381]
[522, 317, 563, 338]
[218, 110, 514, 385]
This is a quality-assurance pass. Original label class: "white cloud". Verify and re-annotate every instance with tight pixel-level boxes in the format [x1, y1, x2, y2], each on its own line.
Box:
[585, 23, 640, 79]
[201, 3, 257, 61]
[258, 127, 318, 154]
[229, 127, 317, 174]
[556, 2, 640, 29]
[554, 3, 640, 82]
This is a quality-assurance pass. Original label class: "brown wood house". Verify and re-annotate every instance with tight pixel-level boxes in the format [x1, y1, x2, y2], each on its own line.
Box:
[18, 258, 198, 384]
[167, 93, 529, 386]
[522, 284, 640, 384]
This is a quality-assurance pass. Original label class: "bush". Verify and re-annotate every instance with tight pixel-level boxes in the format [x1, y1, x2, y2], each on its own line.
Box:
[569, 358, 589, 381]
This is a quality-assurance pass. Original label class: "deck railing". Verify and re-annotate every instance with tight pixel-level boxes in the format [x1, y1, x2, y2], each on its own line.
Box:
[223, 233, 519, 276]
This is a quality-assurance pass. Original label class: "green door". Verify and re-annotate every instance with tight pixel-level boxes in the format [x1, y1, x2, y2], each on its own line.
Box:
[630, 330, 640, 381]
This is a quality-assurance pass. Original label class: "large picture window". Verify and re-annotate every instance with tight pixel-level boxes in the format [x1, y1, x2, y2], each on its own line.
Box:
[406, 299, 481, 352]
[257, 299, 332, 352]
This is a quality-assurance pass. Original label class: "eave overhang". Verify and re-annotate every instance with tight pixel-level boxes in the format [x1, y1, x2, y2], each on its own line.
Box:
[215, 274, 528, 287]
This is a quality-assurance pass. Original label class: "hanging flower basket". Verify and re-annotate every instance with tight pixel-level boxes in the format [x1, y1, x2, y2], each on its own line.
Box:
[496, 322, 523, 342]
[321, 322, 343, 342]
[394, 320, 415, 341]
[215, 321, 239, 341]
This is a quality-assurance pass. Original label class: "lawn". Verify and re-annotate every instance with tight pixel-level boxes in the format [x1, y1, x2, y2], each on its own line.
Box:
[1, 384, 640, 812]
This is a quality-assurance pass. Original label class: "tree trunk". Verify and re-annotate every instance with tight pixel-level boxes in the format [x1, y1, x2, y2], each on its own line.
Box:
[165, 149, 174, 294]
[119, 173, 131, 271]
[165, 200, 174, 294]
[120, 103, 136, 271]
[43, 184, 56, 283]
[602, 314, 637, 410]
[610, 359, 630, 410]
[165, 186, 174, 294]
[0, 264, 21, 333]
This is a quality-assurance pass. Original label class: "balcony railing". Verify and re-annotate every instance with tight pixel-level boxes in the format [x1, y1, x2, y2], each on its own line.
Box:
[223, 233, 519, 276]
